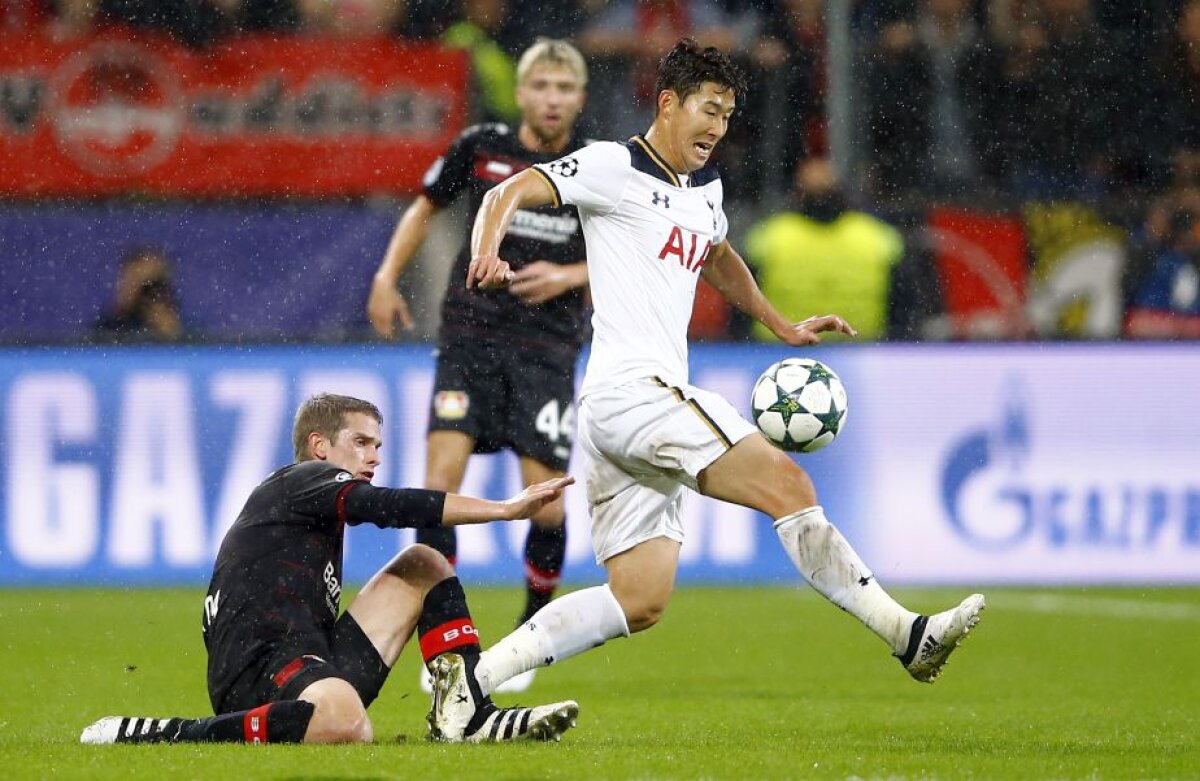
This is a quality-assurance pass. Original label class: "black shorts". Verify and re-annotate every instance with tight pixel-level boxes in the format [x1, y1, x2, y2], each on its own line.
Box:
[210, 613, 388, 715]
[429, 342, 576, 471]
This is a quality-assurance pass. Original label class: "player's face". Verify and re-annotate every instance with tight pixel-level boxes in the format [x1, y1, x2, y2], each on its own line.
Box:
[323, 412, 382, 482]
[665, 82, 735, 173]
[517, 64, 585, 145]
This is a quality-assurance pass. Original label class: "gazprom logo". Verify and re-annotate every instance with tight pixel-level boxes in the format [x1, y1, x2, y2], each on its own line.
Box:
[940, 380, 1031, 549]
[939, 377, 1200, 551]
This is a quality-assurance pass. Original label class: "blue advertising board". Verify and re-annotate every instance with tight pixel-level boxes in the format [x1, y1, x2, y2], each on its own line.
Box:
[2, 343, 1197, 587]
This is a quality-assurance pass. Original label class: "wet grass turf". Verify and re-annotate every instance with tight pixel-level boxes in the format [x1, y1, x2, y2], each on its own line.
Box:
[1, 585, 1196, 780]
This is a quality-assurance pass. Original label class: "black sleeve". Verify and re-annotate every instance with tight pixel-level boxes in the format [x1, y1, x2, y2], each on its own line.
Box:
[421, 127, 478, 207]
[342, 484, 447, 529]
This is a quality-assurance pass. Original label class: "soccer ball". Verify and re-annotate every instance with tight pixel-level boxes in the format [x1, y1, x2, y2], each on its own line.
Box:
[750, 358, 848, 453]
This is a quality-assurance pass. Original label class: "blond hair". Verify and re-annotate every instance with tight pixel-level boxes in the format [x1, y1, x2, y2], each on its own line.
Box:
[516, 38, 588, 88]
[292, 393, 381, 462]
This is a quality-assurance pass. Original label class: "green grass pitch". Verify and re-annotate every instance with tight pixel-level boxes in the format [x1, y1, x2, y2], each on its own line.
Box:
[1, 585, 1196, 780]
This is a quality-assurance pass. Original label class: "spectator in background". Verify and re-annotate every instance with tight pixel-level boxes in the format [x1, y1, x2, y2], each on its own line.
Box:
[93, 247, 184, 342]
[295, 0, 405, 36]
[970, 0, 1124, 199]
[48, 0, 98, 34]
[1126, 192, 1200, 338]
[1, 0, 51, 30]
[499, 0, 586, 54]
[1143, 0, 1200, 189]
[41, 0, 303, 39]
[442, 0, 519, 123]
[743, 157, 903, 342]
[239, 0, 302, 32]
[96, 0, 241, 47]
[578, 0, 736, 138]
[748, 0, 826, 192]
[865, 0, 985, 199]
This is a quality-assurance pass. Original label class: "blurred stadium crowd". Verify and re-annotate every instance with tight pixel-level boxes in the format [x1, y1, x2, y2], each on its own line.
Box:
[3, 0, 1199, 341]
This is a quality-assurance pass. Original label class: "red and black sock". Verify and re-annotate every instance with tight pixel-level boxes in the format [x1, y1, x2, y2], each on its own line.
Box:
[418, 576, 482, 668]
[520, 523, 566, 624]
[118, 700, 315, 744]
[418, 575, 495, 733]
[416, 526, 457, 567]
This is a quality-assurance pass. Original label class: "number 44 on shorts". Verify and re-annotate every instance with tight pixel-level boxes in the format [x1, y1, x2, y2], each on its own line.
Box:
[535, 400, 575, 443]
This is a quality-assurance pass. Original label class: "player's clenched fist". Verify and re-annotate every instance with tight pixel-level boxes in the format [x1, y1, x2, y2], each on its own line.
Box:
[467, 253, 517, 289]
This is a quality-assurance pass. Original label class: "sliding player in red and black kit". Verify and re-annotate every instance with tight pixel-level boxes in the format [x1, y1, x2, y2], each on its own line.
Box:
[80, 393, 578, 745]
[368, 40, 593, 693]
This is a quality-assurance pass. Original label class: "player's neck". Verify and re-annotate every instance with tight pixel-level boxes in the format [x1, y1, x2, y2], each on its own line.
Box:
[518, 123, 571, 155]
[642, 126, 689, 176]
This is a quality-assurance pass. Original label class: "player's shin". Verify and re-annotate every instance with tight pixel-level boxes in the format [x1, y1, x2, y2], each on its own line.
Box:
[475, 584, 629, 696]
[80, 701, 316, 744]
[417, 576, 483, 671]
[178, 700, 316, 743]
[774, 506, 917, 654]
[521, 523, 566, 624]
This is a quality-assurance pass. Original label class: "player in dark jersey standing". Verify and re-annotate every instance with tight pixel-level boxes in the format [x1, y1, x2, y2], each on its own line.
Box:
[367, 39, 590, 693]
[81, 393, 579, 745]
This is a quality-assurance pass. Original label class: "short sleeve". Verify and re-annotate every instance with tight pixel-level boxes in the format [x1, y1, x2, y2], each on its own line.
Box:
[422, 128, 478, 207]
[532, 141, 632, 213]
[286, 462, 366, 526]
[714, 205, 730, 246]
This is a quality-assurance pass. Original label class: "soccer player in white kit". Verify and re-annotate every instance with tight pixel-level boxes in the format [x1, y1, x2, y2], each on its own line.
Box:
[428, 39, 986, 740]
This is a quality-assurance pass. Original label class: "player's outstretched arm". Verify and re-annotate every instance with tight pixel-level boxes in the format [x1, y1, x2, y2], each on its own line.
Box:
[700, 240, 857, 345]
[468, 168, 557, 290]
[442, 476, 575, 525]
[368, 195, 439, 338]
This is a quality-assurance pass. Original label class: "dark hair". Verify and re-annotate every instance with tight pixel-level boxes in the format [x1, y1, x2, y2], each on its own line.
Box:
[654, 38, 747, 109]
[293, 393, 382, 461]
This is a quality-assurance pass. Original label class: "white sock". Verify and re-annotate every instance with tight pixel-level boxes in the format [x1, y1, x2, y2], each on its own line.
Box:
[475, 584, 629, 696]
[774, 506, 917, 654]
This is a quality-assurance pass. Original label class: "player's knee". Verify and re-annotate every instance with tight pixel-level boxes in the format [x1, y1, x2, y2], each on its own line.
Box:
[308, 710, 372, 744]
[303, 685, 373, 744]
[384, 543, 454, 585]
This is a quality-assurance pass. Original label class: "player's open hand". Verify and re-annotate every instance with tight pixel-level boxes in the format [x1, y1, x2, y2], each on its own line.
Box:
[779, 314, 857, 346]
[500, 475, 575, 520]
[467, 253, 517, 290]
[510, 260, 574, 305]
[367, 277, 413, 337]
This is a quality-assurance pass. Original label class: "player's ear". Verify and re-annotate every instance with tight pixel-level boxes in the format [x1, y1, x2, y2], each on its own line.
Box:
[307, 431, 328, 461]
[656, 89, 676, 118]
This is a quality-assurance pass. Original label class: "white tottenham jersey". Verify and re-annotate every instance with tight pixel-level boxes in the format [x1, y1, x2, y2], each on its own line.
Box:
[532, 136, 729, 398]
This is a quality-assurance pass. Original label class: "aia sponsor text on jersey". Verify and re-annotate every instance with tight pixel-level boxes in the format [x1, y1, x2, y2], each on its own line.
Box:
[658, 226, 711, 273]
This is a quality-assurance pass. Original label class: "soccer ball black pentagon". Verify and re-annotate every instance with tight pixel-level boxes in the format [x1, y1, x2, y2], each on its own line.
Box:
[750, 358, 848, 453]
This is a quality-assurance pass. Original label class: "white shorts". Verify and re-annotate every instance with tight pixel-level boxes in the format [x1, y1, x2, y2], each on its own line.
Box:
[578, 376, 758, 564]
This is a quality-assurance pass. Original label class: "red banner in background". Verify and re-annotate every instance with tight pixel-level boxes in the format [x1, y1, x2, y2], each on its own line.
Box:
[0, 32, 468, 197]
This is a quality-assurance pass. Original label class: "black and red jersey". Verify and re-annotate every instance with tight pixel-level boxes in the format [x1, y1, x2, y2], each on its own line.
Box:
[201, 461, 444, 706]
[423, 123, 589, 368]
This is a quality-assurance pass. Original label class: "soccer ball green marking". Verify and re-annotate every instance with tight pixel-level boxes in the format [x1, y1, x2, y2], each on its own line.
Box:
[750, 358, 848, 453]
